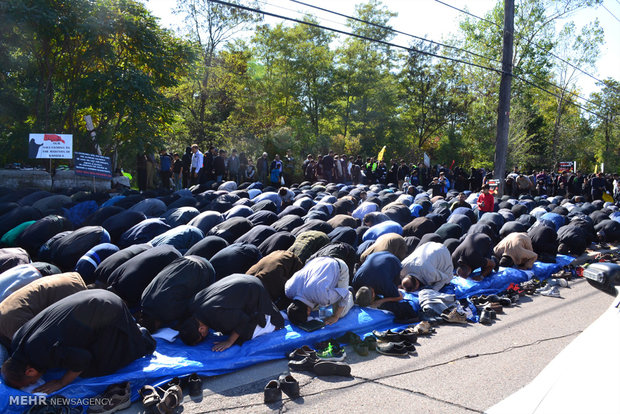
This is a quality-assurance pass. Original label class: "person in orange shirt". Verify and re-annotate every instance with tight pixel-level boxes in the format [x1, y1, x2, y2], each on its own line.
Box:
[477, 184, 495, 218]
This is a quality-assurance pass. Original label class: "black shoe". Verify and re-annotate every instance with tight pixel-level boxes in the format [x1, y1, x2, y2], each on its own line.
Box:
[287, 345, 317, 361]
[399, 327, 418, 343]
[391, 340, 417, 354]
[498, 296, 512, 307]
[377, 342, 409, 356]
[264, 380, 281, 403]
[288, 355, 319, 372]
[278, 373, 300, 398]
[313, 361, 351, 377]
[372, 329, 401, 342]
[163, 377, 181, 391]
[479, 308, 492, 325]
[188, 373, 202, 397]
[486, 294, 500, 303]
[87, 382, 131, 414]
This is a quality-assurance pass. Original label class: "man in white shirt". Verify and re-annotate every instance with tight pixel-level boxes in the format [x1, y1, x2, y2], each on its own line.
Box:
[190, 144, 203, 185]
[285, 257, 353, 326]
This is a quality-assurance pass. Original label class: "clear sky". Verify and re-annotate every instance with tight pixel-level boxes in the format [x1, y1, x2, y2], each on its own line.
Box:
[142, 0, 619, 99]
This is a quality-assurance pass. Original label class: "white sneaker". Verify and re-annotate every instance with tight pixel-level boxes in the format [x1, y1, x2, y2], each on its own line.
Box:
[541, 286, 561, 298]
[548, 278, 569, 288]
[535, 285, 552, 295]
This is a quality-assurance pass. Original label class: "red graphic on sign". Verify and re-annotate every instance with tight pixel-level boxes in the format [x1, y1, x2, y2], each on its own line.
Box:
[44, 134, 65, 143]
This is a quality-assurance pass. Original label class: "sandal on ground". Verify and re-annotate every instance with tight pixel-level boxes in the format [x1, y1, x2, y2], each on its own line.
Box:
[139, 385, 160, 408]
[155, 384, 182, 414]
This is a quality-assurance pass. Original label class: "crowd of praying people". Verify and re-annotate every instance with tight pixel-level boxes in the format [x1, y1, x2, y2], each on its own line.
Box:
[0, 160, 619, 401]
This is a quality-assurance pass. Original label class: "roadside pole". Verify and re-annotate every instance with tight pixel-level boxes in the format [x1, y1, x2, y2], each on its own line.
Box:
[493, 0, 514, 196]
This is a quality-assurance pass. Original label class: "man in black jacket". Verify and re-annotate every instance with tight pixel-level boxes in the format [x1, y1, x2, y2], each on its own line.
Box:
[178, 274, 284, 351]
[2, 290, 155, 393]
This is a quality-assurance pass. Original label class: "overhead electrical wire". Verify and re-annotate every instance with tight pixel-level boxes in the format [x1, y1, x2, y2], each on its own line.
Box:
[286, 0, 604, 113]
[207, 0, 607, 119]
[288, 0, 502, 65]
[433, 0, 619, 93]
[208, 0, 502, 73]
[601, 3, 620, 22]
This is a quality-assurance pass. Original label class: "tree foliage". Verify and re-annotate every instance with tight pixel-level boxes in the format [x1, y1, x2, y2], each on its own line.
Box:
[1, 0, 617, 176]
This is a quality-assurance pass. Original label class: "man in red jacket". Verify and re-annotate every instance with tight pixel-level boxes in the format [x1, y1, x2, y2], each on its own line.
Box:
[477, 184, 495, 218]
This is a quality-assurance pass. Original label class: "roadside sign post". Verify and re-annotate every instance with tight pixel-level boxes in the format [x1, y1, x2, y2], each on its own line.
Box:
[74, 152, 112, 193]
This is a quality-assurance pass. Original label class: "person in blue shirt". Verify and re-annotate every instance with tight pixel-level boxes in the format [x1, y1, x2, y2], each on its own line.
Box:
[159, 150, 172, 189]
[352, 251, 403, 307]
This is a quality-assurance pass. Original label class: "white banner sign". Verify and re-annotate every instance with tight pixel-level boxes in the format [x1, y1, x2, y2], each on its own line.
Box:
[423, 152, 430, 168]
[28, 133, 73, 159]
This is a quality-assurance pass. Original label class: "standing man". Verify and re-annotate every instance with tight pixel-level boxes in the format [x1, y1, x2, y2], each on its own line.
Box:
[302, 154, 313, 177]
[159, 149, 172, 190]
[257, 152, 269, 184]
[284, 149, 295, 186]
[214, 149, 226, 183]
[182, 146, 192, 189]
[172, 153, 183, 191]
[202, 146, 216, 183]
[228, 149, 240, 184]
[322, 151, 334, 183]
[190, 144, 203, 186]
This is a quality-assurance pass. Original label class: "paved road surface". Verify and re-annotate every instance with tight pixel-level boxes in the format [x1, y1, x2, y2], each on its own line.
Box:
[122, 273, 613, 414]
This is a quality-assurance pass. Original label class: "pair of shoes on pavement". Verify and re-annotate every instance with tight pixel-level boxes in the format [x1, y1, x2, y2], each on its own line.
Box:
[537, 285, 562, 298]
[87, 382, 131, 414]
[441, 307, 468, 324]
[372, 328, 417, 357]
[288, 354, 351, 377]
[335, 331, 373, 356]
[547, 278, 569, 288]
[287, 345, 317, 361]
[139, 374, 202, 413]
[376, 340, 416, 356]
[264, 372, 300, 403]
[314, 340, 346, 361]
[479, 306, 497, 325]
[372, 327, 418, 344]
[520, 278, 541, 295]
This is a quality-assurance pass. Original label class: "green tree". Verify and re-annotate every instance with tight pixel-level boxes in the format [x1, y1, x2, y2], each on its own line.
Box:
[0, 0, 193, 168]
[334, 0, 399, 153]
[589, 79, 620, 171]
[174, 0, 260, 146]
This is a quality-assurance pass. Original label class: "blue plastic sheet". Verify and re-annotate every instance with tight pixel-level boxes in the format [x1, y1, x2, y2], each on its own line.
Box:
[0, 255, 575, 412]
[0, 307, 397, 413]
[448, 254, 573, 299]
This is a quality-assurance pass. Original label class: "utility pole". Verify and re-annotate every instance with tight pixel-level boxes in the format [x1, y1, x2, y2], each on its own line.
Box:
[493, 0, 514, 196]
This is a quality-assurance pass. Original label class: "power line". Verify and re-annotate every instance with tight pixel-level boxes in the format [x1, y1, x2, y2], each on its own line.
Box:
[207, 0, 607, 119]
[288, 0, 502, 65]
[433, 0, 617, 92]
[258, 0, 351, 31]
[434, 0, 500, 28]
[601, 3, 620, 22]
[207, 0, 503, 73]
[288, 0, 602, 113]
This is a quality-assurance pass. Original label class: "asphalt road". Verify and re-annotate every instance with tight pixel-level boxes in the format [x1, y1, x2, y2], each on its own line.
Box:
[122, 270, 614, 414]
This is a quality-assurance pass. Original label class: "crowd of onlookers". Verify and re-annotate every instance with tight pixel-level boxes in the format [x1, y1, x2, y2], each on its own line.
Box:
[134, 147, 620, 203]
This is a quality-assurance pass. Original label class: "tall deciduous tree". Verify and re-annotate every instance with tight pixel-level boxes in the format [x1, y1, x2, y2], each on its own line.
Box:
[175, 0, 260, 146]
[0, 0, 193, 168]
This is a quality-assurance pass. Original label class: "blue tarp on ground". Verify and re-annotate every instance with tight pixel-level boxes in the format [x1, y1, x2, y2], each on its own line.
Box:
[0, 255, 575, 412]
[0, 307, 397, 413]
